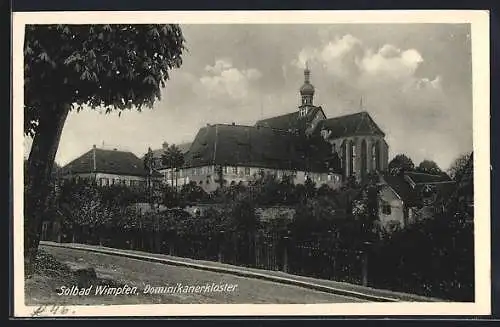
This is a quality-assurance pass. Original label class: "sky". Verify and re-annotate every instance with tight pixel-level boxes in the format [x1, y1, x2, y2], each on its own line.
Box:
[24, 23, 473, 170]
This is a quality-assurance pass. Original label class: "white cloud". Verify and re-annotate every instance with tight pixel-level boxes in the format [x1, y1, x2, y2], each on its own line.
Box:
[291, 34, 459, 168]
[293, 36, 431, 88]
[204, 59, 233, 74]
[198, 59, 262, 101]
[360, 47, 423, 80]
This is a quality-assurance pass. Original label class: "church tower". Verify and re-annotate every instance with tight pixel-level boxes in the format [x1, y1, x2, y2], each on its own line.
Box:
[299, 64, 315, 116]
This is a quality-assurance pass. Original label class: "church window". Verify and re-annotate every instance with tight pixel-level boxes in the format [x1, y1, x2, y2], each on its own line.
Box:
[360, 139, 368, 178]
[348, 141, 355, 177]
[372, 141, 381, 170]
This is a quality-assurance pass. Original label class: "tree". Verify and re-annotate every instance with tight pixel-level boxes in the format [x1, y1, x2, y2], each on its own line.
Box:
[351, 172, 381, 242]
[416, 160, 443, 175]
[161, 143, 185, 191]
[24, 24, 186, 269]
[143, 147, 155, 205]
[447, 152, 473, 182]
[180, 181, 207, 205]
[388, 154, 415, 175]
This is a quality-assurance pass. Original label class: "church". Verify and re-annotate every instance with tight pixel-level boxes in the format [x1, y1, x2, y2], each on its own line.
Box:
[160, 67, 389, 193]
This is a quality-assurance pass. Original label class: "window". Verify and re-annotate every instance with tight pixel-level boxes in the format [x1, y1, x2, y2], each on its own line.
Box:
[232, 166, 238, 174]
[382, 202, 392, 215]
[223, 166, 228, 174]
[372, 141, 380, 170]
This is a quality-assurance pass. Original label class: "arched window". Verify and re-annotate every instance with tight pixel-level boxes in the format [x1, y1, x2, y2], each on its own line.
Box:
[340, 140, 347, 176]
[372, 140, 381, 171]
[361, 139, 367, 179]
[349, 140, 355, 178]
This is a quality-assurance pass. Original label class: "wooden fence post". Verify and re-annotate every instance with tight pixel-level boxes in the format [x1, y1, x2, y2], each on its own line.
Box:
[361, 241, 372, 286]
[218, 230, 225, 263]
[282, 235, 290, 273]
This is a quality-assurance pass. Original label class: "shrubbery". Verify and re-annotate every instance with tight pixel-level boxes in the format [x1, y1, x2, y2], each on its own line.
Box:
[45, 171, 474, 301]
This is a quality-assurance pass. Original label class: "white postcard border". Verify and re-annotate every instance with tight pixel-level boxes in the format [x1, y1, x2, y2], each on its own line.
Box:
[12, 10, 491, 317]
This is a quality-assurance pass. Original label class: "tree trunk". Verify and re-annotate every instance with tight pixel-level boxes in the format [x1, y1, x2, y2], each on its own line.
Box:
[25, 103, 70, 275]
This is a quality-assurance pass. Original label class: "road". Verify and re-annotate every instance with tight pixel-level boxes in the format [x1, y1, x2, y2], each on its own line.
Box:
[33, 245, 366, 305]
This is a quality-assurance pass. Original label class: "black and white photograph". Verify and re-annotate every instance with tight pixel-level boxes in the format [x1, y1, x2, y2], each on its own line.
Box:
[13, 11, 490, 317]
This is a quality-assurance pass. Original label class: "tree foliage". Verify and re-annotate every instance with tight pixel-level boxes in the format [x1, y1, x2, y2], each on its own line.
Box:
[388, 154, 415, 175]
[25, 24, 186, 137]
[161, 143, 184, 170]
[24, 24, 186, 267]
[162, 143, 185, 189]
[447, 152, 473, 182]
[416, 160, 443, 175]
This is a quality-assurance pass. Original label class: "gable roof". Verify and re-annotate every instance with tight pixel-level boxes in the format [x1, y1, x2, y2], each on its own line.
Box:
[382, 174, 419, 206]
[255, 106, 324, 131]
[382, 172, 456, 207]
[318, 111, 385, 139]
[62, 147, 160, 177]
[183, 123, 338, 173]
[404, 172, 452, 185]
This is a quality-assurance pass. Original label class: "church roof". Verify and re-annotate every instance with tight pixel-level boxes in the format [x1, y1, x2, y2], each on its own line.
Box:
[62, 147, 161, 177]
[183, 123, 337, 173]
[318, 111, 385, 139]
[255, 106, 323, 131]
